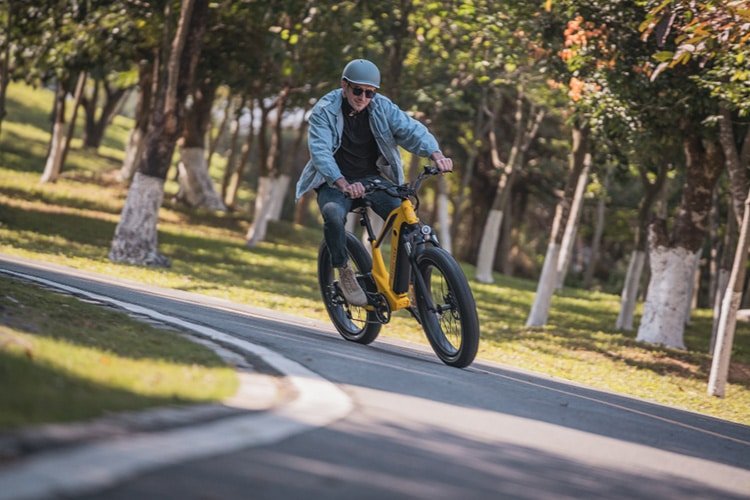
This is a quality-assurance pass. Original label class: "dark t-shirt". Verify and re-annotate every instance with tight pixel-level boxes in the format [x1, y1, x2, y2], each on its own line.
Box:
[334, 98, 380, 181]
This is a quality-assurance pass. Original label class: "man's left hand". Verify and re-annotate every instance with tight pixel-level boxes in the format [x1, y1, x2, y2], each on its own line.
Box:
[430, 151, 453, 173]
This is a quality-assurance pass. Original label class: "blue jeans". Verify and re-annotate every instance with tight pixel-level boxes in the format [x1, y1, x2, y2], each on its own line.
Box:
[316, 176, 402, 268]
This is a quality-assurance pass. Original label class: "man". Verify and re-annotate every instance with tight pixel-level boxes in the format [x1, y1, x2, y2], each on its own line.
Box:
[295, 58, 452, 306]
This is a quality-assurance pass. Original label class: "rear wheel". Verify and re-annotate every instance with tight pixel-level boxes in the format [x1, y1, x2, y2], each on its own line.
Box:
[414, 247, 479, 367]
[318, 232, 382, 344]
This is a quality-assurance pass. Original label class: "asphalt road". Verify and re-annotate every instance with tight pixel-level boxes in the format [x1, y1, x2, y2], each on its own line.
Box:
[2, 255, 749, 499]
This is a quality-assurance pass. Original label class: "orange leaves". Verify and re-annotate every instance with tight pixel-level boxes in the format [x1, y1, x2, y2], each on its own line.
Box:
[567, 77, 601, 102]
[560, 15, 610, 63]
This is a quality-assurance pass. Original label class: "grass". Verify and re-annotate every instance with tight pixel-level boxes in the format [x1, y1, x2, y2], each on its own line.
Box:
[0, 276, 238, 429]
[1, 82, 749, 426]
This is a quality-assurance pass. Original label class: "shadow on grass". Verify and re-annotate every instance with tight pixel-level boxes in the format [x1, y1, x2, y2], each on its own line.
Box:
[0, 129, 49, 174]
[4, 92, 53, 133]
[0, 350, 211, 429]
[0, 203, 116, 252]
[0, 185, 125, 218]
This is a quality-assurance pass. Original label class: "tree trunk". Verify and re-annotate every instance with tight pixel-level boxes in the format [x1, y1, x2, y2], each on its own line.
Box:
[616, 163, 668, 330]
[58, 71, 87, 172]
[684, 249, 702, 324]
[712, 209, 738, 352]
[556, 152, 591, 288]
[719, 106, 748, 226]
[269, 175, 291, 221]
[208, 94, 232, 166]
[708, 186, 750, 397]
[583, 166, 610, 289]
[108, 173, 170, 266]
[246, 89, 288, 247]
[616, 250, 647, 330]
[711, 105, 750, 348]
[224, 100, 256, 209]
[476, 89, 544, 283]
[82, 79, 128, 150]
[435, 175, 452, 253]
[452, 89, 490, 244]
[0, 2, 12, 138]
[498, 193, 514, 275]
[636, 136, 724, 348]
[119, 60, 153, 184]
[708, 190, 721, 307]
[223, 99, 254, 209]
[221, 95, 247, 203]
[527, 125, 589, 327]
[175, 78, 225, 210]
[110, 0, 208, 266]
[246, 176, 274, 247]
[40, 84, 67, 184]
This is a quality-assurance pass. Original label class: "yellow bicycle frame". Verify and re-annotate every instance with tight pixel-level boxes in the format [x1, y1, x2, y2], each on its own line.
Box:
[367, 199, 420, 312]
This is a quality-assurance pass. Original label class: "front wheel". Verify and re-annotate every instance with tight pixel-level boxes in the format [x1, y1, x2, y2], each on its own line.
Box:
[414, 247, 480, 368]
[318, 232, 382, 344]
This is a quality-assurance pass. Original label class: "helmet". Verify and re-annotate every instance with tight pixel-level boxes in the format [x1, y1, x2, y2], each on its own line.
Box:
[341, 59, 381, 89]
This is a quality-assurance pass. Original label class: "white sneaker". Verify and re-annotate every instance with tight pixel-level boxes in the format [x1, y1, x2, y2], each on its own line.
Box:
[338, 264, 368, 306]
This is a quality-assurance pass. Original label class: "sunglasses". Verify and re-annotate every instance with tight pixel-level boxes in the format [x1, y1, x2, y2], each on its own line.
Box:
[347, 82, 376, 98]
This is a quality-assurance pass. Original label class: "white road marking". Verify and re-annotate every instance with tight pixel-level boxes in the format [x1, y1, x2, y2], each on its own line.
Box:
[0, 270, 354, 500]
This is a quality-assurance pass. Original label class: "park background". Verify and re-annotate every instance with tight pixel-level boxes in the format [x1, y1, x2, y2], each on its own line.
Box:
[1, 1, 749, 425]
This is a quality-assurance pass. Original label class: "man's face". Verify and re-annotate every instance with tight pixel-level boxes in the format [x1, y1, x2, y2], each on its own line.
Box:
[342, 80, 376, 113]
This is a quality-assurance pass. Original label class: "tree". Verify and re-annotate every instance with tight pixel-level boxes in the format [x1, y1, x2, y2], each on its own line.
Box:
[475, 87, 545, 282]
[527, 124, 590, 326]
[109, 0, 209, 266]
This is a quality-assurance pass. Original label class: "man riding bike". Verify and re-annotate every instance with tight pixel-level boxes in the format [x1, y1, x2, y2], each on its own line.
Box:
[295, 58, 453, 306]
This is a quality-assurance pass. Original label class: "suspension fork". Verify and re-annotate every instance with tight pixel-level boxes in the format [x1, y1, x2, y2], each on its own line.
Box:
[408, 235, 437, 314]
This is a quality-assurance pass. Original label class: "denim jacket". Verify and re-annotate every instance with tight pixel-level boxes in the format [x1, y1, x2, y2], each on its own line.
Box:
[295, 89, 440, 201]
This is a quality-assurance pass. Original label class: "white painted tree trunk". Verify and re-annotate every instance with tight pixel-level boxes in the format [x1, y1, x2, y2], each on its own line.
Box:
[710, 269, 730, 353]
[708, 187, 750, 396]
[118, 128, 145, 184]
[526, 242, 561, 327]
[176, 146, 226, 211]
[268, 174, 290, 221]
[436, 176, 452, 254]
[109, 172, 170, 267]
[556, 155, 590, 289]
[616, 250, 646, 331]
[246, 176, 274, 247]
[708, 289, 742, 397]
[475, 209, 504, 283]
[40, 121, 66, 183]
[636, 245, 699, 349]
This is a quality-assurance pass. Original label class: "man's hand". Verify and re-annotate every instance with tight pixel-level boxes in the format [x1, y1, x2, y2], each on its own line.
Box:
[334, 177, 366, 199]
[430, 151, 453, 173]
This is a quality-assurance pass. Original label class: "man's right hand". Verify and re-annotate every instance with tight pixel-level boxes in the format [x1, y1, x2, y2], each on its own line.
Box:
[335, 178, 366, 199]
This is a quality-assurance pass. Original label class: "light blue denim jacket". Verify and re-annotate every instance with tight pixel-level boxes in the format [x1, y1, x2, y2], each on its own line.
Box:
[295, 89, 440, 201]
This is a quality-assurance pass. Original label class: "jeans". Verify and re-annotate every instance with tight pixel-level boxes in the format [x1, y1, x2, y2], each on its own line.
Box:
[316, 176, 402, 268]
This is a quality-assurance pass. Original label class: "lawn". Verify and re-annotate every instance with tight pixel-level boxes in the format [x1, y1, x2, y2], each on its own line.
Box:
[0, 276, 238, 428]
[1, 81, 748, 426]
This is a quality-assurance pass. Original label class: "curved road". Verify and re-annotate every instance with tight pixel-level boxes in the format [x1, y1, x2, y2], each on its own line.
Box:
[1, 256, 749, 499]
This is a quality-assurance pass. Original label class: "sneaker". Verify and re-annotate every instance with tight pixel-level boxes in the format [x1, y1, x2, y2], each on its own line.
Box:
[337, 264, 368, 306]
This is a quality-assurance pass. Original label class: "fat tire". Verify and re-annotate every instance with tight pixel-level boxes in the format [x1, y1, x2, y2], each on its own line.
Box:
[318, 232, 382, 344]
[415, 247, 479, 367]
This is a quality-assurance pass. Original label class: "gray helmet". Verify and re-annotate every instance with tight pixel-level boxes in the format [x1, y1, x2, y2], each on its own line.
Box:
[341, 59, 381, 89]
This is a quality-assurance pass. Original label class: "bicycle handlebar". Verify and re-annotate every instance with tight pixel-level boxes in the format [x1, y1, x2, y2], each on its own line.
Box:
[357, 165, 445, 198]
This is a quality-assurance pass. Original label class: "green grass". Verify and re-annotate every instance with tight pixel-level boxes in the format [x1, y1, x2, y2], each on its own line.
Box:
[1, 82, 749, 426]
[0, 276, 238, 428]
